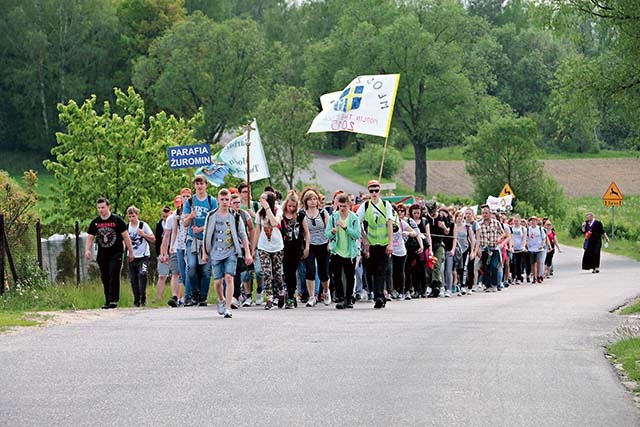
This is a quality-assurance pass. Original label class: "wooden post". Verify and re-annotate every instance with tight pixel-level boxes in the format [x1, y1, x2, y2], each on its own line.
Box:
[75, 221, 81, 286]
[244, 121, 256, 206]
[3, 227, 18, 285]
[378, 135, 390, 182]
[36, 219, 43, 269]
[0, 214, 5, 295]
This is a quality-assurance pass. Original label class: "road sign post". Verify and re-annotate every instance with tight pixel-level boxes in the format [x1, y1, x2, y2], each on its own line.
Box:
[602, 182, 623, 240]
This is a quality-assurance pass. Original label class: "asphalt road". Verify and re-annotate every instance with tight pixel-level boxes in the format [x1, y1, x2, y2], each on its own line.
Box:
[296, 153, 367, 195]
[1, 246, 639, 427]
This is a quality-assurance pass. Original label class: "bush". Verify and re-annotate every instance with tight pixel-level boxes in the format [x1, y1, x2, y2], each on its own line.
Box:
[354, 144, 402, 179]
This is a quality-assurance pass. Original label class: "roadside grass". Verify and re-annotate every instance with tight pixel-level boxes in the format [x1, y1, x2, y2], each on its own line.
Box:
[608, 338, 640, 393]
[0, 311, 39, 331]
[620, 301, 640, 315]
[399, 146, 636, 161]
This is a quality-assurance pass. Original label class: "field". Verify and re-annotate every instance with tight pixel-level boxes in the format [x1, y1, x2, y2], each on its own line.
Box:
[397, 158, 640, 198]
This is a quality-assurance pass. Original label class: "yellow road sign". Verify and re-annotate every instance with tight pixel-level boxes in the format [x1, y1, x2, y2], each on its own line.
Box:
[499, 184, 515, 198]
[603, 182, 623, 206]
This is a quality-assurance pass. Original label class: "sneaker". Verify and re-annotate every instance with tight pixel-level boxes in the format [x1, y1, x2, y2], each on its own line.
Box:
[278, 291, 286, 308]
[384, 292, 392, 302]
[368, 292, 374, 301]
[391, 290, 400, 299]
[461, 288, 467, 296]
[306, 296, 317, 307]
[178, 299, 184, 306]
[285, 299, 295, 309]
[398, 293, 406, 301]
[336, 302, 346, 309]
[485, 286, 492, 293]
[374, 298, 385, 309]
[198, 301, 208, 307]
[167, 296, 178, 308]
[359, 290, 369, 301]
[217, 301, 225, 315]
[439, 287, 446, 297]
[242, 297, 253, 307]
[184, 298, 197, 307]
[444, 290, 452, 298]
[405, 292, 412, 300]
[256, 292, 264, 306]
[324, 292, 332, 305]
[230, 297, 240, 309]
[101, 303, 110, 309]
[345, 301, 354, 309]
[108, 302, 118, 309]
[265, 300, 273, 310]
[223, 308, 232, 318]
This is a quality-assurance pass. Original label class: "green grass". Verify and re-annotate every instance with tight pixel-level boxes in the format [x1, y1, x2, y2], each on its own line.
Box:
[398, 146, 636, 161]
[608, 338, 640, 393]
[0, 311, 40, 331]
[620, 300, 640, 315]
[0, 150, 48, 175]
[330, 160, 419, 196]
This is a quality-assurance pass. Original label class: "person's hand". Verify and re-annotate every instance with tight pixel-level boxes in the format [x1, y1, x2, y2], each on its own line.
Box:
[84, 250, 92, 260]
[303, 247, 309, 259]
[245, 254, 253, 265]
[128, 253, 134, 262]
[260, 197, 269, 210]
[331, 227, 337, 235]
[386, 244, 393, 255]
[337, 220, 346, 229]
[449, 249, 455, 256]
[202, 253, 208, 263]
[416, 247, 423, 254]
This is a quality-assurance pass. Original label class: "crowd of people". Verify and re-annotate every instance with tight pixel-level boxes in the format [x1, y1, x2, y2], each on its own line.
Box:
[85, 176, 592, 317]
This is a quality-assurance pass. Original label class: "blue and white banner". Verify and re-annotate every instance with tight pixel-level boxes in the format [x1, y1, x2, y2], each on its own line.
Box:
[167, 143, 212, 169]
[215, 119, 270, 182]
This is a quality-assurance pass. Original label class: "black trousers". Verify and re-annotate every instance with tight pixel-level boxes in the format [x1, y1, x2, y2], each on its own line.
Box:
[369, 245, 389, 300]
[128, 256, 149, 305]
[98, 252, 123, 304]
[392, 254, 407, 293]
[284, 247, 301, 300]
[330, 254, 356, 301]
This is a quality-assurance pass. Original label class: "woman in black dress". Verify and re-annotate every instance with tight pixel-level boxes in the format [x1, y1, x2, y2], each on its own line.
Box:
[581, 212, 609, 273]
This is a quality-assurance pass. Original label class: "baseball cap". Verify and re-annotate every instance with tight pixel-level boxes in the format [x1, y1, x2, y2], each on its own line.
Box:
[367, 179, 380, 188]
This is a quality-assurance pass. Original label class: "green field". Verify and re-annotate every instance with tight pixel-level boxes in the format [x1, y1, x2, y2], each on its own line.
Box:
[399, 146, 637, 161]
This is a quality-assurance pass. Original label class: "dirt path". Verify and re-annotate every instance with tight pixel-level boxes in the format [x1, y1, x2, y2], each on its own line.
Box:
[398, 158, 640, 197]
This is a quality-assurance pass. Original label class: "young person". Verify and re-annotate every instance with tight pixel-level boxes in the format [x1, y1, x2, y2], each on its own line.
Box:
[301, 188, 331, 306]
[85, 198, 134, 309]
[154, 206, 172, 302]
[474, 205, 506, 292]
[326, 194, 360, 309]
[163, 190, 191, 307]
[281, 192, 309, 309]
[126, 206, 155, 307]
[202, 189, 253, 318]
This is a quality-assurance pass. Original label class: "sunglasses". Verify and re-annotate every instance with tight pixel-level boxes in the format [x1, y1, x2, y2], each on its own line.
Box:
[369, 188, 380, 193]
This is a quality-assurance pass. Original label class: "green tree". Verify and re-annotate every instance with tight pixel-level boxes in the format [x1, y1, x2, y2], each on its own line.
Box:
[44, 87, 201, 225]
[133, 13, 268, 144]
[255, 85, 321, 189]
[0, 170, 39, 254]
[464, 115, 565, 217]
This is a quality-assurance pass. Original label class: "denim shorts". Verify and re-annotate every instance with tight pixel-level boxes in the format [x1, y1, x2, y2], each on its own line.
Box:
[157, 257, 170, 277]
[212, 256, 238, 280]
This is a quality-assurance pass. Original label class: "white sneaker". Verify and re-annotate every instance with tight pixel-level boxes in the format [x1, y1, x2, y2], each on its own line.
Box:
[217, 301, 225, 315]
[398, 293, 406, 301]
[242, 297, 253, 307]
[444, 290, 452, 298]
[256, 292, 264, 306]
[359, 290, 368, 301]
[324, 292, 331, 305]
[230, 297, 239, 309]
[223, 308, 232, 318]
[306, 296, 317, 307]
[404, 292, 412, 300]
[439, 287, 446, 298]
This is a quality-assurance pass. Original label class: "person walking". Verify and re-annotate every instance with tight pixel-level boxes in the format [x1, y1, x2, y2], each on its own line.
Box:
[85, 197, 134, 309]
[326, 194, 360, 309]
[126, 206, 155, 307]
[356, 180, 393, 309]
[474, 205, 506, 292]
[581, 212, 609, 273]
[281, 192, 309, 309]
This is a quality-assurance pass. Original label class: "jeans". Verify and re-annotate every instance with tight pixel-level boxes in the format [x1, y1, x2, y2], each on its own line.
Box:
[482, 248, 501, 288]
[176, 248, 187, 286]
[443, 250, 454, 292]
[186, 239, 211, 302]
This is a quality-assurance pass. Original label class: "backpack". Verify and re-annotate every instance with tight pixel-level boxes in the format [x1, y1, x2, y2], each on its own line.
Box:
[299, 208, 327, 227]
[187, 194, 215, 211]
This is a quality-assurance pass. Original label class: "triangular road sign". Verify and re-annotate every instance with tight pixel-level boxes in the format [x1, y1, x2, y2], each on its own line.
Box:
[499, 183, 515, 198]
[602, 182, 623, 201]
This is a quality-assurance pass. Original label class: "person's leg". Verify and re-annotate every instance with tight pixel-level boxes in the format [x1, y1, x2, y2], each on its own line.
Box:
[258, 250, 273, 301]
[344, 257, 356, 304]
[489, 249, 501, 288]
[443, 252, 453, 293]
[392, 255, 406, 294]
[107, 253, 123, 305]
[128, 258, 140, 305]
[316, 244, 331, 300]
[98, 256, 110, 305]
[139, 257, 149, 305]
[185, 239, 199, 303]
[271, 251, 284, 300]
[331, 254, 345, 302]
[283, 249, 298, 300]
[198, 256, 212, 303]
[304, 246, 318, 300]
[371, 245, 388, 303]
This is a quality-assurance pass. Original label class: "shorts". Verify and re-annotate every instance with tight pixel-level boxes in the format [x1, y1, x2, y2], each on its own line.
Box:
[529, 251, 544, 264]
[212, 256, 238, 280]
[169, 253, 180, 275]
[157, 257, 170, 277]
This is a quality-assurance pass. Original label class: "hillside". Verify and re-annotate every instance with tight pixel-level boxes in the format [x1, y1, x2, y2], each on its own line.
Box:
[398, 158, 640, 198]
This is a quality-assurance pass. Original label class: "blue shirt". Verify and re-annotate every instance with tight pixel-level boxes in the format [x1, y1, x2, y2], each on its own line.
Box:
[183, 194, 218, 239]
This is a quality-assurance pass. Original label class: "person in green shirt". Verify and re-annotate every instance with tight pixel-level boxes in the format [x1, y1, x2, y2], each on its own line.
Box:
[326, 194, 361, 309]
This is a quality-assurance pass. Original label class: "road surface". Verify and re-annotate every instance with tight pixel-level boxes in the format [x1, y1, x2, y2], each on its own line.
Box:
[1, 246, 639, 426]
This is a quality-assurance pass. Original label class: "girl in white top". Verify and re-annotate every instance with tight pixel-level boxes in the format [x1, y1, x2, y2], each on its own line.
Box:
[126, 206, 155, 307]
[252, 191, 284, 310]
[509, 214, 527, 284]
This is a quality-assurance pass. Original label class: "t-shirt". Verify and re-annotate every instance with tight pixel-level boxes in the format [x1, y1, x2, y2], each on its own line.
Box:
[527, 226, 545, 252]
[304, 209, 329, 246]
[392, 219, 409, 257]
[128, 221, 153, 258]
[256, 209, 284, 253]
[511, 225, 526, 251]
[210, 213, 235, 261]
[282, 212, 306, 252]
[88, 214, 127, 259]
[183, 194, 218, 240]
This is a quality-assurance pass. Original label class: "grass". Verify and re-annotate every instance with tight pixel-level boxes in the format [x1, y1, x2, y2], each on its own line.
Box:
[0, 311, 40, 331]
[608, 338, 640, 393]
[399, 146, 636, 161]
[330, 159, 419, 196]
[620, 300, 640, 315]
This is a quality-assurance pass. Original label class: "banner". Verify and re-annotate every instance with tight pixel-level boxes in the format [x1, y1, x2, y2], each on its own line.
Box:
[308, 74, 400, 138]
[215, 119, 271, 182]
[194, 162, 231, 187]
[486, 195, 513, 212]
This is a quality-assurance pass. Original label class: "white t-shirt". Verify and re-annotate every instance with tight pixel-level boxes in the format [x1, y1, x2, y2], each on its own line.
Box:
[256, 208, 284, 253]
[128, 221, 153, 258]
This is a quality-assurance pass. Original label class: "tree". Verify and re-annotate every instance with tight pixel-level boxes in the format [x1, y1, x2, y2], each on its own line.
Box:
[255, 85, 321, 189]
[464, 115, 565, 218]
[133, 13, 268, 144]
[0, 170, 39, 254]
[44, 87, 201, 225]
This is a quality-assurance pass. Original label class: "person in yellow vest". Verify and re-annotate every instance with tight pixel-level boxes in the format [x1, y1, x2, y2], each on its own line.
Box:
[356, 180, 394, 309]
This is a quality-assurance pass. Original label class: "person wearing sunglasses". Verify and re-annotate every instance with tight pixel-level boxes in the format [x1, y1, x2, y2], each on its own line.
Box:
[356, 180, 394, 309]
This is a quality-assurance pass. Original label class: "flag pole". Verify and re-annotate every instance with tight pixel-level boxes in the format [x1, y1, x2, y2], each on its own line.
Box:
[244, 121, 255, 207]
[378, 135, 390, 182]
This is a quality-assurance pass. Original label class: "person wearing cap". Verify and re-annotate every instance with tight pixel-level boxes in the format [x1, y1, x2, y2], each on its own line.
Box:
[356, 179, 394, 309]
[125, 205, 155, 307]
[183, 175, 218, 306]
[162, 189, 191, 307]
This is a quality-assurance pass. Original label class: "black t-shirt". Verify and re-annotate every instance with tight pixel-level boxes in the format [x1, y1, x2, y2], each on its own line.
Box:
[281, 212, 306, 253]
[88, 214, 127, 259]
[427, 214, 450, 250]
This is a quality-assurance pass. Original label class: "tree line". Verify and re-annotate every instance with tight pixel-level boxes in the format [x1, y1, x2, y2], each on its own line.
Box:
[1, 0, 638, 200]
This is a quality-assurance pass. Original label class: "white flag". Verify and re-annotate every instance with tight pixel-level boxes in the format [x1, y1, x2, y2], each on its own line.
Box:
[308, 74, 400, 138]
[215, 119, 270, 182]
[486, 195, 513, 212]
